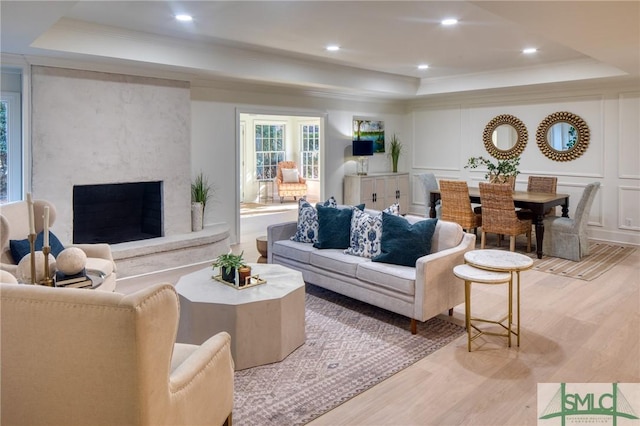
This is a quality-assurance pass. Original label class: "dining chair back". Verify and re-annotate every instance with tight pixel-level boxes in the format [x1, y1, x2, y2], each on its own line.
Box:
[439, 180, 481, 233]
[542, 182, 600, 261]
[479, 182, 532, 252]
[518, 176, 558, 219]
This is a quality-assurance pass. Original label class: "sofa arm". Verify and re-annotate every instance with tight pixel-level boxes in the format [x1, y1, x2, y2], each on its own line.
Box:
[168, 332, 234, 426]
[71, 243, 117, 272]
[267, 221, 298, 263]
[413, 233, 476, 321]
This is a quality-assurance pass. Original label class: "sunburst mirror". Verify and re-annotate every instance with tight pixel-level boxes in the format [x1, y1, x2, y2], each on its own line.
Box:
[483, 114, 528, 160]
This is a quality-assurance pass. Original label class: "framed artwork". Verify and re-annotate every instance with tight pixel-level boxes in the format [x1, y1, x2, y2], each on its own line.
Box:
[353, 118, 385, 153]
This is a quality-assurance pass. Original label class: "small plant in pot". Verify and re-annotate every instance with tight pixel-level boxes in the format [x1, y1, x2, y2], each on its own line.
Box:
[389, 134, 403, 173]
[465, 156, 520, 188]
[191, 172, 214, 232]
[212, 251, 248, 285]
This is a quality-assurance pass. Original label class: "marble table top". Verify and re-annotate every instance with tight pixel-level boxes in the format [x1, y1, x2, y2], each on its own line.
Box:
[464, 249, 534, 272]
[453, 264, 511, 284]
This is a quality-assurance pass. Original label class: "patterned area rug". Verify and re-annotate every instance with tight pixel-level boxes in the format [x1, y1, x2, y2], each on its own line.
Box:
[233, 284, 464, 426]
[532, 243, 636, 281]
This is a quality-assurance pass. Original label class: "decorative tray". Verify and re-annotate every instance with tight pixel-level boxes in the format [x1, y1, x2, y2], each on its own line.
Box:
[212, 274, 266, 290]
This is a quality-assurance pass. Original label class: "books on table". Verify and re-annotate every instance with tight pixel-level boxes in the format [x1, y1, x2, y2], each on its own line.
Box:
[55, 269, 93, 288]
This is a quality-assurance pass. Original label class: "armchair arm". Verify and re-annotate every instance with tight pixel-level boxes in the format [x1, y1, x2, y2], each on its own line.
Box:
[267, 221, 298, 263]
[298, 176, 307, 184]
[167, 332, 234, 426]
[71, 243, 116, 271]
[413, 233, 476, 321]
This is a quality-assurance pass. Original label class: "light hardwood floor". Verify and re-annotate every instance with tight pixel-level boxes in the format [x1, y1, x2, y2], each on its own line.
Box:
[117, 211, 640, 426]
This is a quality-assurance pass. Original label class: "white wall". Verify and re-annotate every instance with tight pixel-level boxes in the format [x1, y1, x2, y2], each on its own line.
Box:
[30, 66, 192, 243]
[407, 84, 640, 246]
[24, 63, 639, 247]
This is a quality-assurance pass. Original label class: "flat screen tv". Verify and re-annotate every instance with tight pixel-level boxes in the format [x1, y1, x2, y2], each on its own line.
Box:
[352, 140, 374, 156]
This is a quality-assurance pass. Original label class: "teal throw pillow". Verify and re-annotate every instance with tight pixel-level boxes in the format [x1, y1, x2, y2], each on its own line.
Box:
[10, 231, 66, 263]
[313, 204, 363, 249]
[372, 213, 438, 267]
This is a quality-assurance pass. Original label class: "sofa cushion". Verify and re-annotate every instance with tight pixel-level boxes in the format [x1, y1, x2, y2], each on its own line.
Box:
[430, 220, 464, 253]
[313, 204, 364, 250]
[290, 197, 337, 243]
[282, 168, 300, 183]
[344, 204, 400, 258]
[372, 214, 438, 267]
[356, 261, 416, 296]
[273, 240, 317, 264]
[310, 249, 369, 277]
[10, 231, 65, 263]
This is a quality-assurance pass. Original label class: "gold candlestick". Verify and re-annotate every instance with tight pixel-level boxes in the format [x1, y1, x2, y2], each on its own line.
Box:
[41, 246, 54, 287]
[28, 233, 36, 284]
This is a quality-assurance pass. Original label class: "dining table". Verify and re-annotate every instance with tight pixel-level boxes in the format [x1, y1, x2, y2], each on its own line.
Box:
[430, 188, 570, 259]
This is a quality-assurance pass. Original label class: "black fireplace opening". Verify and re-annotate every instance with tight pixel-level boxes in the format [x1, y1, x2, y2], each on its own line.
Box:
[73, 181, 163, 244]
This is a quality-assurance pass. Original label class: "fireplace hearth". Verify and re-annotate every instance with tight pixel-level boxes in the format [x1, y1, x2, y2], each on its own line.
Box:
[73, 182, 163, 244]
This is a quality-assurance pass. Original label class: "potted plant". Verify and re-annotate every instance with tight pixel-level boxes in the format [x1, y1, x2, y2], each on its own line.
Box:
[465, 156, 520, 188]
[389, 134, 402, 173]
[212, 251, 247, 285]
[191, 172, 213, 231]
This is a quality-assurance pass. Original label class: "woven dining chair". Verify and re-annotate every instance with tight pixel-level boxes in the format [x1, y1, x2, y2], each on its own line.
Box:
[439, 180, 482, 233]
[517, 176, 558, 220]
[479, 182, 531, 252]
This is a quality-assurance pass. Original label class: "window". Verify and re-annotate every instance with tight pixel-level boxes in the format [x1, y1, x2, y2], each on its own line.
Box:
[300, 124, 319, 180]
[0, 92, 21, 203]
[255, 124, 285, 181]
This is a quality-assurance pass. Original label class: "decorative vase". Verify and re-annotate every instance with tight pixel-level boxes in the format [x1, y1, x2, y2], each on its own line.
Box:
[392, 156, 399, 173]
[191, 202, 204, 231]
[489, 174, 516, 190]
[221, 267, 236, 284]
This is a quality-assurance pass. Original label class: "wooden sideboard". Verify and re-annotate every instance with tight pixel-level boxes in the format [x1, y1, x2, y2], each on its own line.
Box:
[344, 173, 410, 215]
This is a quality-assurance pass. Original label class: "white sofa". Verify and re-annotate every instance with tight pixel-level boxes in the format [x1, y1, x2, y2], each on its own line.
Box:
[268, 211, 476, 333]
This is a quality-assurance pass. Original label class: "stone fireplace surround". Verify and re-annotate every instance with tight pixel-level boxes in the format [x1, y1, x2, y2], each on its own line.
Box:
[30, 66, 229, 277]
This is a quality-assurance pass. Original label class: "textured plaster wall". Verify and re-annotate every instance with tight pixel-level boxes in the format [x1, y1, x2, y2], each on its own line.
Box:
[31, 66, 191, 243]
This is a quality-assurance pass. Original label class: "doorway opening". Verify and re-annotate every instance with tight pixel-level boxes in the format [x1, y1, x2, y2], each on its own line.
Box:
[239, 113, 322, 215]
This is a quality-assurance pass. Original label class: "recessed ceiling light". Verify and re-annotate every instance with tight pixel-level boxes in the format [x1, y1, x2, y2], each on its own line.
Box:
[418, 64, 429, 70]
[326, 45, 340, 52]
[441, 18, 458, 26]
[175, 14, 193, 22]
[522, 48, 538, 54]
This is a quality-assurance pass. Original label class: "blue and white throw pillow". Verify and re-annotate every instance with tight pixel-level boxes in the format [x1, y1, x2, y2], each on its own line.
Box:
[344, 203, 400, 258]
[290, 196, 338, 243]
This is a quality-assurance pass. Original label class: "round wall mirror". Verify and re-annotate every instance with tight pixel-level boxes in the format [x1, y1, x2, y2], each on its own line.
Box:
[536, 111, 589, 161]
[483, 114, 528, 159]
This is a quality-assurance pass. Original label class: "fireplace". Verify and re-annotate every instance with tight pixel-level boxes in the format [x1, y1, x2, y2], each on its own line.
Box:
[73, 182, 163, 244]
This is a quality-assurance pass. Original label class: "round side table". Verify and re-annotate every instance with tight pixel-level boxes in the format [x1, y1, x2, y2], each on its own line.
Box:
[453, 264, 513, 351]
[256, 235, 268, 264]
[464, 249, 534, 347]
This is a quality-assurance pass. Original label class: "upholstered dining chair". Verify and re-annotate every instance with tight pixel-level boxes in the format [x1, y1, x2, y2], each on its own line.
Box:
[517, 176, 558, 220]
[418, 172, 441, 218]
[1, 282, 234, 426]
[542, 182, 600, 261]
[276, 161, 307, 203]
[439, 180, 482, 233]
[479, 182, 532, 252]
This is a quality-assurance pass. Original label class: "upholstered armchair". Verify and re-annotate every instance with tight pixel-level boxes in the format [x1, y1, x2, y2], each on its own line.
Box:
[276, 161, 307, 203]
[0, 282, 234, 426]
[0, 199, 117, 290]
[543, 182, 600, 261]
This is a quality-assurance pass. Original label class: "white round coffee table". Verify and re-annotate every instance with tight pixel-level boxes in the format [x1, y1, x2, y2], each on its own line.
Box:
[176, 263, 306, 370]
[464, 249, 533, 347]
